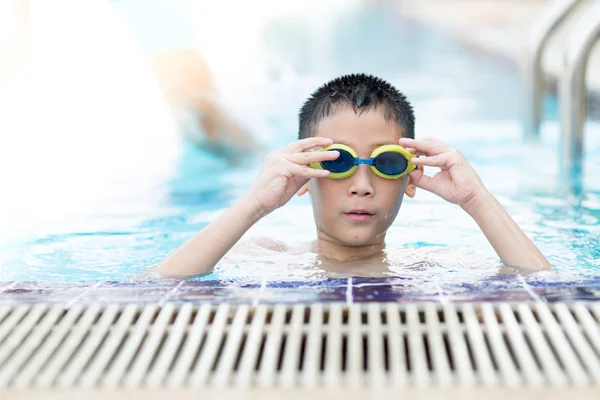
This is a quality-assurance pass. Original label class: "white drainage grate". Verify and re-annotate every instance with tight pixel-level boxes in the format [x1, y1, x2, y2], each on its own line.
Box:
[0, 302, 599, 389]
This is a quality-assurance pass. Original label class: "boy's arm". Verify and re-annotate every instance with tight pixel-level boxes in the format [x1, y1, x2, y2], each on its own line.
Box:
[157, 136, 337, 278]
[462, 189, 550, 270]
[157, 195, 265, 278]
[399, 137, 551, 270]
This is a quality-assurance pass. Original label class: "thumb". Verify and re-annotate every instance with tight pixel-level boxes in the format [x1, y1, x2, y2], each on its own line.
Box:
[409, 169, 433, 193]
[297, 184, 309, 196]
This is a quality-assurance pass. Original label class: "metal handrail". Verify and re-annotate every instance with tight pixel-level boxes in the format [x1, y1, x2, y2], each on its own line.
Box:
[523, 0, 582, 140]
[560, 2, 600, 187]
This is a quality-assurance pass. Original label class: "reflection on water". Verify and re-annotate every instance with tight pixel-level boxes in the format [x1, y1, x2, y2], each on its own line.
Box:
[0, 4, 599, 286]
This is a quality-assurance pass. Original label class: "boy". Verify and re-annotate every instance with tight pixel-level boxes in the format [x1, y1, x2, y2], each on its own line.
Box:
[158, 74, 551, 278]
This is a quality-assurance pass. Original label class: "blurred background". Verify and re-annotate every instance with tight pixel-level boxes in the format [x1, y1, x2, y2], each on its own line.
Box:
[0, 0, 599, 282]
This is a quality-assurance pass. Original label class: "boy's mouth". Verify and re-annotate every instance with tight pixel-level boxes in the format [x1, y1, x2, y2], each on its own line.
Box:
[344, 209, 375, 223]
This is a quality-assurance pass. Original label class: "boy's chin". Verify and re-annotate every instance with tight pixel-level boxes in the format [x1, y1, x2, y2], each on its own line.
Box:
[336, 232, 383, 247]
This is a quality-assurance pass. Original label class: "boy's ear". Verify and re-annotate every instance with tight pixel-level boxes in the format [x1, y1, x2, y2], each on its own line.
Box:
[297, 184, 309, 196]
[404, 167, 421, 198]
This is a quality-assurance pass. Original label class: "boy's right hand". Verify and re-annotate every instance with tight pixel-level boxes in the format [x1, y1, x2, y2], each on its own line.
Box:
[247, 137, 339, 215]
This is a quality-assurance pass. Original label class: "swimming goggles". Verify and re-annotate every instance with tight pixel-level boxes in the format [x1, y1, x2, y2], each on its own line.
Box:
[309, 144, 418, 180]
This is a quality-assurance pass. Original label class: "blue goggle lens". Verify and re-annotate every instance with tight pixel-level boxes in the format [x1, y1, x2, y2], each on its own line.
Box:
[374, 152, 408, 175]
[321, 149, 355, 173]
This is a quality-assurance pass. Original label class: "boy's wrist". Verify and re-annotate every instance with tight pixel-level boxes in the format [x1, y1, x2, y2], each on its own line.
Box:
[239, 192, 270, 222]
[461, 188, 495, 219]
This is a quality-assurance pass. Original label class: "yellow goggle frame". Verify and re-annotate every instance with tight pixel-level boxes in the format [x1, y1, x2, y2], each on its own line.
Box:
[309, 144, 418, 180]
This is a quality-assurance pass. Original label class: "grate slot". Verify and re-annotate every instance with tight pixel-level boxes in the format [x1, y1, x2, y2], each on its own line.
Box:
[482, 333, 499, 370]
[385, 303, 407, 387]
[300, 303, 323, 388]
[480, 304, 521, 387]
[346, 305, 363, 388]
[298, 335, 307, 372]
[279, 304, 304, 388]
[256, 304, 286, 388]
[517, 303, 567, 387]
[123, 304, 175, 388]
[0, 305, 63, 387]
[36, 305, 102, 388]
[254, 333, 268, 372]
[101, 304, 156, 388]
[276, 333, 286, 371]
[573, 304, 600, 357]
[210, 334, 228, 373]
[323, 304, 342, 388]
[78, 305, 137, 388]
[211, 304, 249, 387]
[0, 306, 29, 348]
[12, 305, 85, 388]
[0, 305, 47, 371]
[366, 304, 386, 388]
[382, 335, 390, 371]
[462, 304, 498, 387]
[145, 303, 193, 388]
[165, 304, 211, 388]
[590, 304, 600, 322]
[406, 304, 429, 386]
[424, 303, 452, 387]
[0, 306, 11, 326]
[536, 303, 588, 386]
[443, 304, 475, 387]
[233, 305, 267, 388]
[57, 304, 120, 388]
[188, 303, 230, 387]
[499, 304, 544, 386]
[554, 304, 600, 384]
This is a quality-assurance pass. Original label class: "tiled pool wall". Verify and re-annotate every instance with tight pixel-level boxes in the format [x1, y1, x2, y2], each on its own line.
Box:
[1, 278, 600, 306]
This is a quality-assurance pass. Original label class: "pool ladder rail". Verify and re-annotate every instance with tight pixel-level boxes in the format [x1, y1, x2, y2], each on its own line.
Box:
[523, 0, 600, 188]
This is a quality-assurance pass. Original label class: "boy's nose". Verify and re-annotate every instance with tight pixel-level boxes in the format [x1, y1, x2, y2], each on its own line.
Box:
[348, 165, 374, 196]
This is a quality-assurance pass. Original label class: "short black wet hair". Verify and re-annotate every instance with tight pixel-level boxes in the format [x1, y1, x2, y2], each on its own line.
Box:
[298, 73, 415, 140]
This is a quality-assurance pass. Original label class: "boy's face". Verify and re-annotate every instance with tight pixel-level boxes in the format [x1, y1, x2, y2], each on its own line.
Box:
[307, 107, 416, 248]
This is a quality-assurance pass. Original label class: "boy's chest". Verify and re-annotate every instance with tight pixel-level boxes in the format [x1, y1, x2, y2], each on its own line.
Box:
[315, 257, 393, 277]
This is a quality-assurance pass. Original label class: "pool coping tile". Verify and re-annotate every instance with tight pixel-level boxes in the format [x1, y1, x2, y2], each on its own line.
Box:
[1, 281, 600, 304]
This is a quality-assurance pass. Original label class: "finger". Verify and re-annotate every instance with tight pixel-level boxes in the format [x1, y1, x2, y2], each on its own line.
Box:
[297, 185, 308, 196]
[403, 147, 422, 157]
[399, 137, 450, 155]
[288, 163, 331, 179]
[410, 152, 453, 168]
[408, 169, 433, 192]
[286, 150, 339, 165]
[399, 137, 450, 156]
[285, 137, 333, 153]
[421, 137, 446, 144]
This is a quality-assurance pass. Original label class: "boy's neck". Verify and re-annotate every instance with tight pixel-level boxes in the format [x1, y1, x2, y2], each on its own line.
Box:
[313, 237, 385, 262]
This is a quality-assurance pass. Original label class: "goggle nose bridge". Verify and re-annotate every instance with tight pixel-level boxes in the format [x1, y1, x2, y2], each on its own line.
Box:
[353, 157, 376, 166]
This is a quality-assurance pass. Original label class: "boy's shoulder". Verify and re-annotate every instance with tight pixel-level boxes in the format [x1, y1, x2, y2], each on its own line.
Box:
[249, 237, 288, 252]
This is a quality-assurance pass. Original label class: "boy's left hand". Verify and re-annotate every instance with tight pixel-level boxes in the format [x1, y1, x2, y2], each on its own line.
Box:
[398, 137, 487, 210]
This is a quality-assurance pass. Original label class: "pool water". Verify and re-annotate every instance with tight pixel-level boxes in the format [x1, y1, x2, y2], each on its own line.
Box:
[1, 5, 599, 301]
